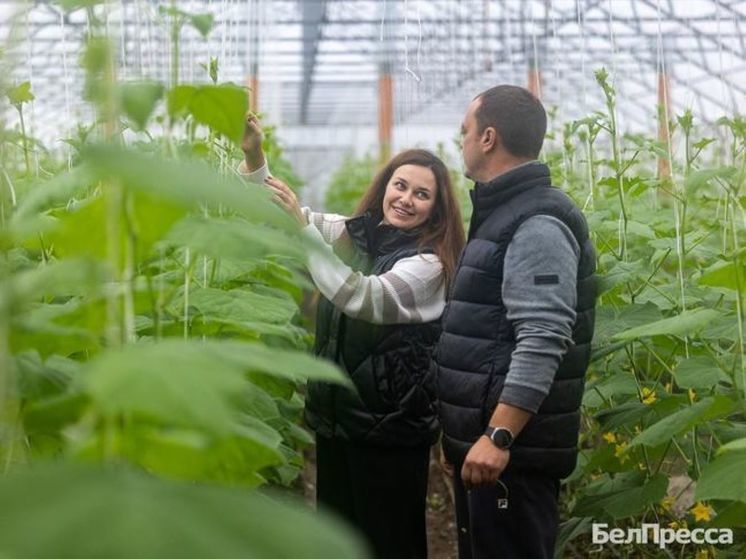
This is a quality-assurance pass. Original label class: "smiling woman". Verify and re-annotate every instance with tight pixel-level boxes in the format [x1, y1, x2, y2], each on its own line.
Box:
[239, 115, 465, 559]
[381, 164, 437, 230]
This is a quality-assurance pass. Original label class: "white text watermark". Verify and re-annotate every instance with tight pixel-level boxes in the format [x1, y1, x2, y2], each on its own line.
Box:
[592, 523, 733, 549]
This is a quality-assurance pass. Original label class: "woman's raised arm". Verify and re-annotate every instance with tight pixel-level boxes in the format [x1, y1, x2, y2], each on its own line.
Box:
[304, 223, 446, 325]
[241, 112, 265, 172]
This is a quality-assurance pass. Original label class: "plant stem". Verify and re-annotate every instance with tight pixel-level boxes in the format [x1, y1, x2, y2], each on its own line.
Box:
[91, 32, 123, 347]
[691, 426, 701, 478]
[144, 269, 160, 339]
[0, 247, 25, 473]
[16, 106, 30, 177]
[673, 121, 693, 356]
[653, 440, 673, 475]
[122, 191, 137, 343]
[170, 1, 180, 88]
[632, 248, 671, 299]
[105, 181, 122, 347]
[584, 131, 596, 212]
[0, 307, 17, 474]
[604, 91, 628, 261]
[727, 192, 746, 400]
[183, 247, 191, 339]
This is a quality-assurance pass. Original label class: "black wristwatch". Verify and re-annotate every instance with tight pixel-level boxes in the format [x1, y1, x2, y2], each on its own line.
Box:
[484, 426, 514, 449]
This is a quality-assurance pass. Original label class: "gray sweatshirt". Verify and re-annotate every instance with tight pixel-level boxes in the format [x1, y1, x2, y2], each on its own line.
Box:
[499, 213, 580, 413]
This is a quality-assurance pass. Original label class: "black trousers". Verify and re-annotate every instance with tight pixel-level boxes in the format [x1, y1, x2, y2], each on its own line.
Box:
[315, 435, 430, 559]
[452, 465, 560, 559]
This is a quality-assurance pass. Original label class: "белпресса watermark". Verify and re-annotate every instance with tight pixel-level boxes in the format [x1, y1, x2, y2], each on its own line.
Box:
[592, 523, 734, 550]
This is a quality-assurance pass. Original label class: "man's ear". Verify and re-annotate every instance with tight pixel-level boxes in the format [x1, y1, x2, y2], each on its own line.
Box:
[481, 126, 499, 153]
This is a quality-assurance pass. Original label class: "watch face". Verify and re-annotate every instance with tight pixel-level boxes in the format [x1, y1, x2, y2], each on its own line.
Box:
[492, 428, 512, 448]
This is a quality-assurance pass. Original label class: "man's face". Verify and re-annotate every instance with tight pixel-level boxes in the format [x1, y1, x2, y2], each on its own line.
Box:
[460, 97, 483, 181]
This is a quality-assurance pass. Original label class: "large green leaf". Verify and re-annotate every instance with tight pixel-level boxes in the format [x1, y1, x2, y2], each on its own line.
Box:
[555, 517, 593, 559]
[710, 501, 746, 527]
[78, 339, 346, 434]
[647, 229, 711, 253]
[157, 6, 214, 38]
[177, 287, 298, 326]
[124, 427, 217, 480]
[625, 220, 656, 239]
[695, 451, 746, 503]
[45, 187, 183, 273]
[47, 196, 108, 260]
[129, 191, 188, 256]
[167, 84, 195, 117]
[165, 216, 305, 261]
[685, 167, 737, 193]
[11, 303, 102, 358]
[0, 258, 104, 314]
[583, 372, 638, 408]
[118, 419, 284, 485]
[698, 259, 746, 292]
[78, 341, 249, 435]
[593, 303, 663, 344]
[700, 313, 740, 342]
[83, 145, 296, 231]
[189, 13, 215, 37]
[0, 463, 369, 559]
[717, 437, 746, 454]
[594, 401, 652, 431]
[119, 81, 164, 131]
[711, 423, 746, 446]
[630, 396, 734, 448]
[167, 84, 248, 145]
[14, 351, 76, 401]
[192, 318, 308, 345]
[11, 164, 96, 224]
[612, 308, 722, 341]
[596, 259, 648, 294]
[242, 382, 282, 422]
[674, 356, 731, 389]
[23, 392, 89, 434]
[202, 340, 348, 385]
[573, 473, 668, 519]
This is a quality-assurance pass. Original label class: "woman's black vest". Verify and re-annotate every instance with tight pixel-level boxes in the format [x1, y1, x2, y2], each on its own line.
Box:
[305, 212, 441, 446]
[435, 162, 596, 479]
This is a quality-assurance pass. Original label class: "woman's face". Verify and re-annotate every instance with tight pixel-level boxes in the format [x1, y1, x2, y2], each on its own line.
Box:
[381, 164, 437, 230]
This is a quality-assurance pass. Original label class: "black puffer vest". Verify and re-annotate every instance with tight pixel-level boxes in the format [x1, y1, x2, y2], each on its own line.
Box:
[436, 162, 596, 479]
[305, 212, 441, 446]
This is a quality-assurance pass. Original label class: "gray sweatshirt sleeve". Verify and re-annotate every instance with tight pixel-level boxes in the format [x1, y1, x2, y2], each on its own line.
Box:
[499, 215, 580, 413]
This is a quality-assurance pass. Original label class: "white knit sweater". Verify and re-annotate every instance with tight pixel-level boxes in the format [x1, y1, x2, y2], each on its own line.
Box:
[238, 160, 446, 325]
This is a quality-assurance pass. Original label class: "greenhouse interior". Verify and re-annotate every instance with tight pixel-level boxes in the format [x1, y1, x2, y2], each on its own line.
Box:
[0, 0, 744, 558]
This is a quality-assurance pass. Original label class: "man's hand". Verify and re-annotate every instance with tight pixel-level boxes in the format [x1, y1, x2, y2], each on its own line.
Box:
[241, 112, 265, 171]
[461, 436, 510, 488]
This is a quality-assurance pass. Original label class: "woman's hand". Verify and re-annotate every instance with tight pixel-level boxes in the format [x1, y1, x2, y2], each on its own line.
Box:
[265, 176, 307, 226]
[241, 112, 265, 171]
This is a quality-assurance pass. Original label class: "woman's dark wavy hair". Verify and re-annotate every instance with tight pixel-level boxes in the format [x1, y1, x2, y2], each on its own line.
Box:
[352, 149, 465, 289]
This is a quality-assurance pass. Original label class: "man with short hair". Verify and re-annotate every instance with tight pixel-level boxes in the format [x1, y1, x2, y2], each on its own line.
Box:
[435, 85, 596, 558]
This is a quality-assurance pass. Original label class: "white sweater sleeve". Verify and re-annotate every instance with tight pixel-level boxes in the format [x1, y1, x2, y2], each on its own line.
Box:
[237, 160, 348, 244]
[303, 224, 446, 325]
[238, 160, 446, 324]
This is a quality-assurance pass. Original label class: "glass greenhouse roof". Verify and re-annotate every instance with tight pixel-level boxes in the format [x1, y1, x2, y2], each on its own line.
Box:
[1, 0, 744, 149]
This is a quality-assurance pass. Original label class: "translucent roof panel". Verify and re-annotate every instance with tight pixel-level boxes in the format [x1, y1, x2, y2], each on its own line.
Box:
[1, 0, 744, 146]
